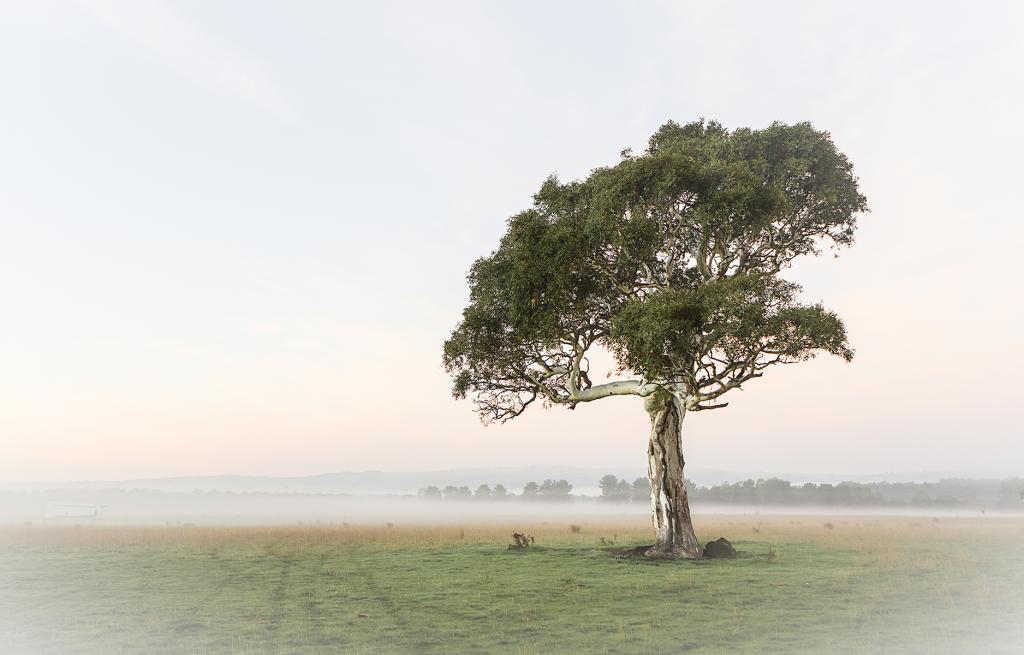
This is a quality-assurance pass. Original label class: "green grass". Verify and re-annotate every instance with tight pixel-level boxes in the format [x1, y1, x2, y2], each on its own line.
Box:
[2, 517, 1023, 654]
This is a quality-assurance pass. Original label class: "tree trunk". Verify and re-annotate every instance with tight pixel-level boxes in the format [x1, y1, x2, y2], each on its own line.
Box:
[644, 390, 702, 559]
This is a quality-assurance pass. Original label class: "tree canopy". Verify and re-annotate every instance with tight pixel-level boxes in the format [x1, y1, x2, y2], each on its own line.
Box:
[444, 120, 866, 423]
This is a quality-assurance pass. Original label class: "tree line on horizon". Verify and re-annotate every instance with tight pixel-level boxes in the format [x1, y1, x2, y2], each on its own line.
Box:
[417, 479, 573, 501]
[598, 475, 1024, 508]
[417, 475, 1024, 508]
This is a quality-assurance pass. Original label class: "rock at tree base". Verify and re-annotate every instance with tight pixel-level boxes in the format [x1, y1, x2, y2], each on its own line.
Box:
[703, 537, 736, 559]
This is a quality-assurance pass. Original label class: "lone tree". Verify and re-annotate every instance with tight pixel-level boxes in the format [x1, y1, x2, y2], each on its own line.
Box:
[444, 120, 866, 558]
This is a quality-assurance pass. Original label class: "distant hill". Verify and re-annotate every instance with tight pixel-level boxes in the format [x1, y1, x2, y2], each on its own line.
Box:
[0, 467, 984, 496]
[2, 466, 635, 495]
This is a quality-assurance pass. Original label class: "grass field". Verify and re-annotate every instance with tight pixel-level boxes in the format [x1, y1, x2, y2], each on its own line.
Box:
[2, 515, 1023, 654]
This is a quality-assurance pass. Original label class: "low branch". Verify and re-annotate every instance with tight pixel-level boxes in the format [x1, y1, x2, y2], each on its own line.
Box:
[554, 379, 660, 405]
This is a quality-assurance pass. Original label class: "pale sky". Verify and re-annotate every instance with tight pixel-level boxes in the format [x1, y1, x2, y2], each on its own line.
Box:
[1, 0, 1022, 482]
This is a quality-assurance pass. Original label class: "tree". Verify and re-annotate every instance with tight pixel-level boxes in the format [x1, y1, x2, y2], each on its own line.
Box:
[443, 485, 472, 500]
[419, 486, 442, 499]
[538, 478, 573, 500]
[492, 484, 508, 499]
[474, 484, 492, 499]
[599, 474, 626, 501]
[444, 119, 865, 558]
[521, 481, 539, 499]
[600, 475, 642, 503]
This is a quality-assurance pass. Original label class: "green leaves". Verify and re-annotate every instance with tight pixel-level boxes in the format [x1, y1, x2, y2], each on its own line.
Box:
[607, 275, 851, 381]
[609, 287, 708, 378]
[444, 119, 865, 421]
[769, 305, 853, 362]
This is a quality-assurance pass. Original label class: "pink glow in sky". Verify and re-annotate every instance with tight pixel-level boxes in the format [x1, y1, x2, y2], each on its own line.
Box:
[1, 1, 1021, 481]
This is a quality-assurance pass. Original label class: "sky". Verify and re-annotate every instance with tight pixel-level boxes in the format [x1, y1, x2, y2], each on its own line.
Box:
[1, 0, 1022, 482]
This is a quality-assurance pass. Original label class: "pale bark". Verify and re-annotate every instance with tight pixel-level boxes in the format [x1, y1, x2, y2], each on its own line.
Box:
[644, 390, 702, 559]
[539, 379, 662, 406]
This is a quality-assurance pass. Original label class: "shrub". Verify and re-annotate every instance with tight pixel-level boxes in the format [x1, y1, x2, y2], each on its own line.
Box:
[508, 532, 535, 549]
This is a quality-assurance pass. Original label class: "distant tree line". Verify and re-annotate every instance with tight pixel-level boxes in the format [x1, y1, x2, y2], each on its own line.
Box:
[417, 479, 573, 501]
[598, 475, 1024, 508]
[597, 475, 655, 503]
[414, 476, 1023, 507]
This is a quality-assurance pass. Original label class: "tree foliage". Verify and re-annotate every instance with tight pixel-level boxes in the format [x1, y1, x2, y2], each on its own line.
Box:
[444, 120, 866, 422]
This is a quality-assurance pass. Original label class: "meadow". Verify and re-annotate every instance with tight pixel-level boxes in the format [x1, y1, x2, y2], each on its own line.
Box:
[2, 515, 1023, 654]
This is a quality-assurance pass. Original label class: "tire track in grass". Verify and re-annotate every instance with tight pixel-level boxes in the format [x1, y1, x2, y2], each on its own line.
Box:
[266, 551, 295, 635]
[354, 552, 428, 654]
[212, 547, 322, 653]
[299, 546, 418, 653]
[263, 548, 345, 653]
[299, 550, 354, 651]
